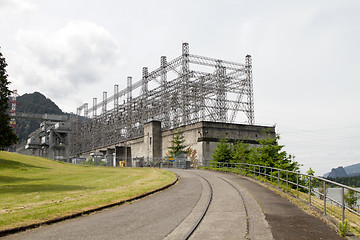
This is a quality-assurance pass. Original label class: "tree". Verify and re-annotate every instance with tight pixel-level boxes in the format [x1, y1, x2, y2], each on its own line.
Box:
[344, 187, 360, 210]
[0, 47, 18, 149]
[186, 146, 198, 168]
[232, 140, 250, 163]
[211, 139, 232, 163]
[305, 167, 316, 193]
[167, 128, 187, 156]
[211, 134, 300, 183]
[250, 135, 299, 172]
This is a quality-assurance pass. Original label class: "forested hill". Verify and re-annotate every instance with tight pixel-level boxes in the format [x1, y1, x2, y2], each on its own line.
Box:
[327, 176, 360, 188]
[324, 163, 360, 178]
[17, 92, 63, 115]
[15, 92, 65, 145]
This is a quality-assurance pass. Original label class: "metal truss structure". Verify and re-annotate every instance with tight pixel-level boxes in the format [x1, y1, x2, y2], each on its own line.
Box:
[71, 43, 254, 156]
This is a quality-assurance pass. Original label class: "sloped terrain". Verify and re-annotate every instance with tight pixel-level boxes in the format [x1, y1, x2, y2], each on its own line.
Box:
[0, 151, 175, 231]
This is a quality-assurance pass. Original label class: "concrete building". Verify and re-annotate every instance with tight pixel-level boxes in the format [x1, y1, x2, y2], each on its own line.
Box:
[25, 117, 71, 162]
[79, 121, 275, 167]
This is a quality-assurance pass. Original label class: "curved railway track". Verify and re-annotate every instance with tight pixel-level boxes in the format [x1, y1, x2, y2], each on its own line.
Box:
[182, 175, 212, 240]
[219, 176, 254, 240]
[167, 171, 254, 240]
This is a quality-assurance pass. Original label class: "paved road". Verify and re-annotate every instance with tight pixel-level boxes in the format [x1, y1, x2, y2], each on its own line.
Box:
[1, 169, 341, 240]
[214, 171, 342, 240]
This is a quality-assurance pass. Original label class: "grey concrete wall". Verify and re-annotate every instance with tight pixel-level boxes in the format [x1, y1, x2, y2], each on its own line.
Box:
[78, 121, 275, 166]
[161, 122, 203, 160]
[143, 121, 162, 159]
[200, 121, 275, 142]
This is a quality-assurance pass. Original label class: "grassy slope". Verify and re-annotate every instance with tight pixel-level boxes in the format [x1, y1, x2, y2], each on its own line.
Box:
[0, 151, 176, 231]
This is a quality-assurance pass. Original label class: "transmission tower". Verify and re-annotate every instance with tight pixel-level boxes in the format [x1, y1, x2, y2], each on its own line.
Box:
[71, 43, 255, 156]
[8, 90, 18, 152]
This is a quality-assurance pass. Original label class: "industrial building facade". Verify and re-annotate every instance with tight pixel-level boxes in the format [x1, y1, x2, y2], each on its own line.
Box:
[77, 120, 275, 167]
[25, 115, 71, 161]
[25, 43, 275, 165]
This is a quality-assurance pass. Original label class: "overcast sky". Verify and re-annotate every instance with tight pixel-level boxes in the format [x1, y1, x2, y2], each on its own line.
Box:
[1, 0, 359, 175]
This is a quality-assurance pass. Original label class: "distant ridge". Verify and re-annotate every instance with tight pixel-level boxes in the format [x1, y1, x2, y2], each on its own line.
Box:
[324, 163, 360, 178]
[327, 166, 348, 179]
[14, 92, 64, 145]
[17, 92, 63, 115]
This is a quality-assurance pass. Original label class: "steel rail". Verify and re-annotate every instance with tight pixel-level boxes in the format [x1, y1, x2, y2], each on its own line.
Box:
[219, 177, 254, 240]
[183, 174, 213, 240]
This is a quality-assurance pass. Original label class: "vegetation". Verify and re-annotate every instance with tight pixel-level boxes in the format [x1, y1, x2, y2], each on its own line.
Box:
[305, 167, 316, 193]
[0, 47, 18, 148]
[327, 176, 360, 187]
[211, 139, 232, 163]
[80, 158, 108, 166]
[15, 92, 65, 145]
[207, 136, 360, 237]
[344, 187, 360, 210]
[186, 146, 198, 167]
[231, 140, 250, 164]
[17, 92, 63, 115]
[0, 151, 176, 231]
[167, 128, 187, 156]
[203, 165, 360, 238]
[211, 135, 300, 181]
[339, 219, 350, 237]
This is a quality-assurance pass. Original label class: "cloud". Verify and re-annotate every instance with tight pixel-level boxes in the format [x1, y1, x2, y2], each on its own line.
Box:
[0, 0, 35, 14]
[12, 20, 124, 111]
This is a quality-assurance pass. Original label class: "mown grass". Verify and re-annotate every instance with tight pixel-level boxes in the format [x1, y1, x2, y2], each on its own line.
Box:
[0, 151, 176, 231]
[206, 166, 360, 238]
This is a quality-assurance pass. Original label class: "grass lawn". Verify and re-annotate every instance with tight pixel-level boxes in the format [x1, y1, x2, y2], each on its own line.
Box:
[0, 151, 176, 231]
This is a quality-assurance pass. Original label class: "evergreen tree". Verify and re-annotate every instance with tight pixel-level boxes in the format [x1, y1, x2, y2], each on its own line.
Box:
[250, 135, 299, 172]
[232, 140, 250, 163]
[249, 135, 299, 184]
[211, 139, 232, 163]
[167, 128, 187, 156]
[0, 47, 18, 148]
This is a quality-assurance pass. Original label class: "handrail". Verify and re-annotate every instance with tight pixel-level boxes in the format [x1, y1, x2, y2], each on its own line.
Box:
[208, 161, 360, 225]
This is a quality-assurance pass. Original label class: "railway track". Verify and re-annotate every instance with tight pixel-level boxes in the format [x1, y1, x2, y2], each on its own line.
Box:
[166, 170, 254, 240]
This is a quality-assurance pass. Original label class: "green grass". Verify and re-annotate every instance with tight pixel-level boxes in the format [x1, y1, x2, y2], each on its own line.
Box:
[0, 151, 176, 231]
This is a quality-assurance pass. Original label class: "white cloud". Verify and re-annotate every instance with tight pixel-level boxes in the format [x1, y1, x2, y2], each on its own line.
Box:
[0, 0, 35, 14]
[11, 20, 124, 112]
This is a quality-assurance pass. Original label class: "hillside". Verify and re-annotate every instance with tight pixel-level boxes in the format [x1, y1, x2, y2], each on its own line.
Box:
[345, 163, 360, 177]
[0, 151, 175, 231]
[324, 162, 360, 178]
[326, 175, 360, 187]
[14, 92, 65, 145]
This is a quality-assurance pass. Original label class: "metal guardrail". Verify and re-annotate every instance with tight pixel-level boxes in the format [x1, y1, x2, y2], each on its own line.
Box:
[208, 161, 360, 225]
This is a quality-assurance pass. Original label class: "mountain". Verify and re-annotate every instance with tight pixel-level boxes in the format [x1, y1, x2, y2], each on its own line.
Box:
[14, 92, 65, 145]
[327, 166, 348, 179]
[324, 163, 360, 178]
[344, 163, 360, 177]
[17, 92, 63, 115]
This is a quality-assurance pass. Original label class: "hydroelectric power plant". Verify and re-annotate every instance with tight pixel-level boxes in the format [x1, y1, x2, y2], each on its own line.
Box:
[26, 43, 275, 165]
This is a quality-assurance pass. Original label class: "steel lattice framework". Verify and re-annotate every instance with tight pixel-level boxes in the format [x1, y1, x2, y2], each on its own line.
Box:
[71, 43, 254, 156]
